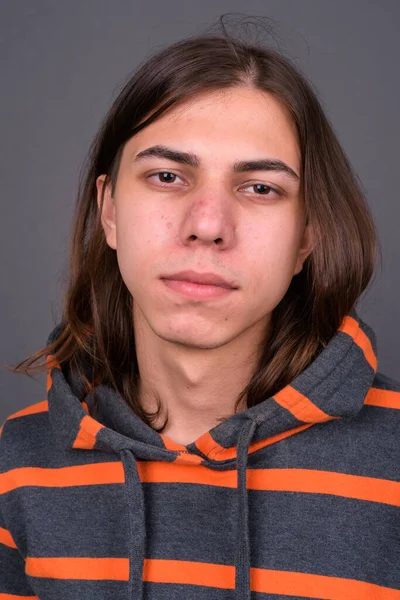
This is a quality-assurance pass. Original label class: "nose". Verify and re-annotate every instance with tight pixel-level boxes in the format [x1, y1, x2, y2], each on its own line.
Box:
[179, 187, 236, 249]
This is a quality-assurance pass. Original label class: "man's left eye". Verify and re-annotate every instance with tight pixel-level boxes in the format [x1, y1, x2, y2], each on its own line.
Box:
[148, 172, 182, 184]
[242, 183, 280, 197]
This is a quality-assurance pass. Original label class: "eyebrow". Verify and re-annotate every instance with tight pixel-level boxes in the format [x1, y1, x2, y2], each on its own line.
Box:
[132, 144, 300, 182]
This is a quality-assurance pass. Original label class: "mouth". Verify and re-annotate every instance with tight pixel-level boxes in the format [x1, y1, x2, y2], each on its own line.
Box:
[160, 270, 238, 289]
[161, 279, 237, 300]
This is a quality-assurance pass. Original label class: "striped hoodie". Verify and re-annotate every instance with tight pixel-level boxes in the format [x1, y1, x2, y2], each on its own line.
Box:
[1, 311, 400, 599]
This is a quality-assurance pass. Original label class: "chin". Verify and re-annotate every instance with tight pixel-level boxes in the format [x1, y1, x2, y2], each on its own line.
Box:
[156, 324, 230, 350]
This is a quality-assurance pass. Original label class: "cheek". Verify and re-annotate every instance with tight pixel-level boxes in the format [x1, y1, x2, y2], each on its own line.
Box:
[114, 207, 173, 289]
[251, 215, 301, 259]
[119, 202, 173, 246]
[247, 220, 303, 289]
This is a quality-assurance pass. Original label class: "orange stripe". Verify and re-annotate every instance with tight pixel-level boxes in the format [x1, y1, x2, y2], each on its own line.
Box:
[144, 558, 234, 588]
[246, 468, 400, 506]
[0, 462, 125, 494]
[339, 315, 359, 338]
[195, 424, 313, 461]
[161, 433, 205, 463]
[6, 400, 49, 421]
[46, 354, 61, 393]
[250, 567, 400, 598]
[365, 388, 400, 409]
[138, 461, 237, 487]
[25, 557, 129, 581]
[46, 372, 52, 394]
[340, 316, 377, 371]
[273, 386, 335, 423]
[46, 354, 61, 370]
[194, 431, 226, 458]
[161, 434, 187, 452]
[138, 463, 400, 505]
[0, 425, 3, 438]
[143, 559, 400, 598]
[354, 327, 377, 372]
[2, 462, 398, 506]
[0, 526, 17, 548]
[244, 423, 313, 455]
[72, 415, 104, 449]
[173, 452, 204, 465]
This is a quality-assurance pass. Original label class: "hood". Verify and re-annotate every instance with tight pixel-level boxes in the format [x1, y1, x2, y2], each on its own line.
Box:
[45, 310, 377, 600]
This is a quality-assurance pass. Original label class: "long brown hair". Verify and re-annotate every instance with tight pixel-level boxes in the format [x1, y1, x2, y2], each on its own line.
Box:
[4, 15, 379, 431]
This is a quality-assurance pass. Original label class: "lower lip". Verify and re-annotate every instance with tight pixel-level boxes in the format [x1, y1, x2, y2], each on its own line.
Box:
[161, 279, 237, 299]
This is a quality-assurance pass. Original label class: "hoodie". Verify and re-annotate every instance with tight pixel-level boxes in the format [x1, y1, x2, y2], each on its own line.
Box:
[1, 311, 400, 600]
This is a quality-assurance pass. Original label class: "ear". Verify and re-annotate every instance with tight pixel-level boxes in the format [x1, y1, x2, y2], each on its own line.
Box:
[293, 222, 314, 275]
[96, 174, 117, 250]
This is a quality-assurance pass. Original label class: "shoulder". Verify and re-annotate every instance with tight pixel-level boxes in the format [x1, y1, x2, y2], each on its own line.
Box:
[345, 371, 400, 479]
[0, 400, 51, 472]
[358, 371, 400, 441]
[1, 399, 49, 428]
[372, 371, 400, 391]
[367, 371, 400, 403]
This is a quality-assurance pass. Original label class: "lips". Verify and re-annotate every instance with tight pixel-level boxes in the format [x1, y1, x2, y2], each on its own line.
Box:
[161, 270, 238, 289]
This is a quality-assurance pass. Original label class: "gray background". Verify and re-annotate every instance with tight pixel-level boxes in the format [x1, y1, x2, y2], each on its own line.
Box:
[0, 0, 399, 423]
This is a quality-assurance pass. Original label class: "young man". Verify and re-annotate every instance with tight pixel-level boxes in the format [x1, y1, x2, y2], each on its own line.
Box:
[1, 24, 399, 600]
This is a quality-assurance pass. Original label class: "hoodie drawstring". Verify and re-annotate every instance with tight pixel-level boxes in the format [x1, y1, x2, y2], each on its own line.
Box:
[120, 418, 257, 600]
[235, 418, 258, 600]
[120, 449, 146, 600]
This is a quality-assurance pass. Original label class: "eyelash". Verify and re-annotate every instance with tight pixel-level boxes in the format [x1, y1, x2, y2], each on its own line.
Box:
[146, 171, 282, 198]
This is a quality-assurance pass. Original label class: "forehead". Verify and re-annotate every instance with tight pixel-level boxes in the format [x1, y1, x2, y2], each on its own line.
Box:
[123, 87, 300, 171]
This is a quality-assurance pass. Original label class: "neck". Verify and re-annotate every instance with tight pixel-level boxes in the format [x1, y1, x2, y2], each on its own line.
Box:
[134, 311, 268, 446]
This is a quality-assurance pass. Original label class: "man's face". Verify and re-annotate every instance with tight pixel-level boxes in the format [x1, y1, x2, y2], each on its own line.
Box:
[97, 87, 313, 351]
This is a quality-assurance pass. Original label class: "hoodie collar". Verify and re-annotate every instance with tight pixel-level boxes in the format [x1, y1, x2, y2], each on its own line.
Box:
[46, 310, 377, 462]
